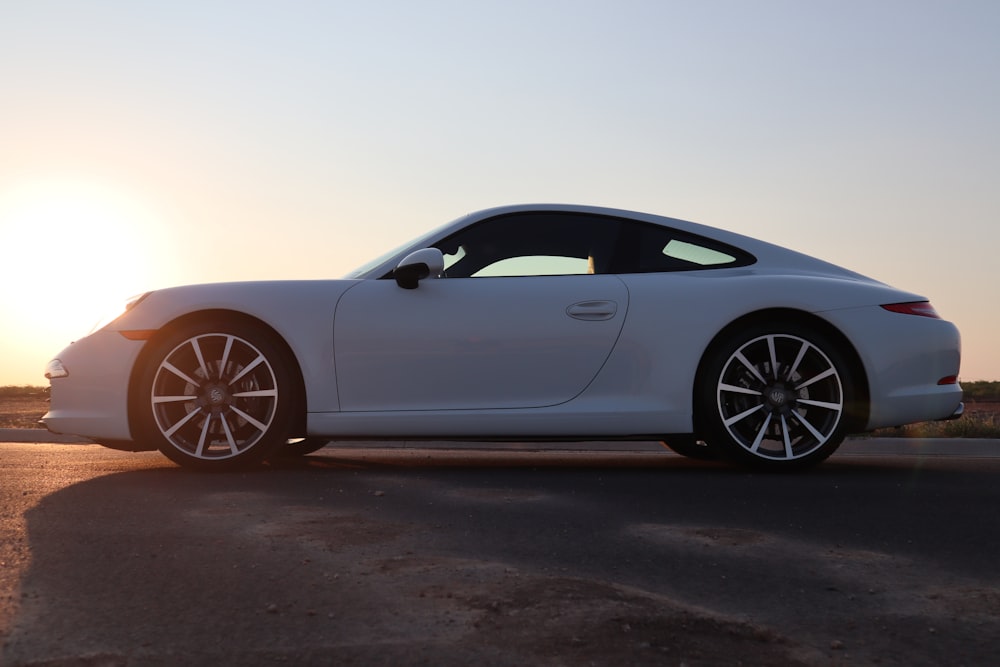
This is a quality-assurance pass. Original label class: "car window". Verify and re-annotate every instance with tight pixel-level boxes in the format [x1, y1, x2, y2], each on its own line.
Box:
[430, 211, 754, 279]
[472, 255, 591, 277]
[436, 212, 619, 278]
[662, 239, 737, 266]
[612, 220, 754, 272]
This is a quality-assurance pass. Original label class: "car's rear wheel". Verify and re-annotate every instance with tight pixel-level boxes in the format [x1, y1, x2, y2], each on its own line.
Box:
[135, 318, 296, 470]
[697, 322, 855, 470]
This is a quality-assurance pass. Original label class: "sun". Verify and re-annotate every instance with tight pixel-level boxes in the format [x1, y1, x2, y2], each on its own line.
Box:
[0, 180, 170, 385]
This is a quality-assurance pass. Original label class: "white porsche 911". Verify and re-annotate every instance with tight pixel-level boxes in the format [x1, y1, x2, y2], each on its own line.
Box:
[42, 204, 963, 470]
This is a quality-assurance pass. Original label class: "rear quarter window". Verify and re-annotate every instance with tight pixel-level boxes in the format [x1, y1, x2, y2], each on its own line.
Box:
[662, 239, 738, 266]
[620, 221, 755, 273]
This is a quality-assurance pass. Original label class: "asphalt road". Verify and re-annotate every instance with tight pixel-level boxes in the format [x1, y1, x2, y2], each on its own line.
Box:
[2, 437, 999, 666]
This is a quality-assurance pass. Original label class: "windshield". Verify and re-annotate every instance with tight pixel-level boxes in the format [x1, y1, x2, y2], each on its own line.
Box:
[343, 214, 470, 279]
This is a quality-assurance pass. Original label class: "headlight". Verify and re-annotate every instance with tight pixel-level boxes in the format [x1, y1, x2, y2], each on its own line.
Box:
[88, 292, 152, 335]
[45, 358, 69, 379]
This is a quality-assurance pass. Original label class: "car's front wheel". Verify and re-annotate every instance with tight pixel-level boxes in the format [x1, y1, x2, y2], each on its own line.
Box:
[696, 322, 856, 470]
[134, 318, 296, 470]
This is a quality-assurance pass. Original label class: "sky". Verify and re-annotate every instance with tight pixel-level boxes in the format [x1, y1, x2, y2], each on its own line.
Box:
[1, 1, 998, 385]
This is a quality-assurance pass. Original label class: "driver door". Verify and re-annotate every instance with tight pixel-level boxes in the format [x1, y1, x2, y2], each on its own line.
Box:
[333, 274, 628, 411]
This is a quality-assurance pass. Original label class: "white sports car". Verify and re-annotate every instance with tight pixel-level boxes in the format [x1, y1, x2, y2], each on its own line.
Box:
[42, 204, 963, 470]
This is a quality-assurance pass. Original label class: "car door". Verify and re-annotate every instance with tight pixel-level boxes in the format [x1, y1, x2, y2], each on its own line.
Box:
[333, 274, 628, 411]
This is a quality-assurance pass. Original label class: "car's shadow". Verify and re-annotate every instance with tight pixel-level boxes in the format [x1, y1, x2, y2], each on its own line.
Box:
[5, 445, 1000, 665]
[267, 445, 946, 477]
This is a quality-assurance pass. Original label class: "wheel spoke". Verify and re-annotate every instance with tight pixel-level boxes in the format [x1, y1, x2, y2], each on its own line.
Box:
[780, 414, 794, 458]
[749, 412, 772, 452]
[191, 337, 211, 381]
[793, 409, 830, 444]
[220, 413, 238, 454]
[735, 352, 768, 385]
[794, 366, 836, 391]
[228, 353, 266, 385]
[163, 407, 202, 438]
[723, 403, 763, 428]
[787, 339, 809, 381]
[719, 383, 763, 397]
[229, 404, 269, 433]
[218, 335, 235, 378]
[797, 398, 842, 412]
[194, 415, 212, 457]
[152, 394, 198, 404]
[231, 388, 278, 399]
[766, 335, 779, 380]
[162, 361, 201, 387]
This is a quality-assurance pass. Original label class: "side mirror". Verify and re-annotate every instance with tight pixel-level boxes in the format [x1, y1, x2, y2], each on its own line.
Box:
[394, 248, 445, 289]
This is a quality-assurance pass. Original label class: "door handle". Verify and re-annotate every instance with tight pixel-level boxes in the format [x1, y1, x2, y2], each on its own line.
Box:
[566, 300, 618, 321]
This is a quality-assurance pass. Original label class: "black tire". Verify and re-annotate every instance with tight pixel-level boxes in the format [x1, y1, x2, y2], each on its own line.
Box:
[660, 437, 718, 460]
[696, 321, 856, 470]
[281, 437, 330, 457]
[134, 317, 297, 470]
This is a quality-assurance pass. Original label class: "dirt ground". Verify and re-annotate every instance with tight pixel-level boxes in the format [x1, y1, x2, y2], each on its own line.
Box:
[0, 392, 49, 429]
[3, 442, 1000, 666]
[963, 399, 1000, 415]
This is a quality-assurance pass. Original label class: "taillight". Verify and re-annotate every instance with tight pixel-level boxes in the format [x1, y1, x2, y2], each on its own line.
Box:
[881, 301, 940, 319]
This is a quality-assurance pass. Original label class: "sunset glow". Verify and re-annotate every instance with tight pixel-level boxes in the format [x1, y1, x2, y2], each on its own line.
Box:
[1, 2, 998, 385]
[0, 181, 171, 382]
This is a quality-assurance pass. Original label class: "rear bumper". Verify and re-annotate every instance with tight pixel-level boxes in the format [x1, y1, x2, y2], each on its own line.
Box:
[941, 402, 965, 421]
[822, 306, 962, 430]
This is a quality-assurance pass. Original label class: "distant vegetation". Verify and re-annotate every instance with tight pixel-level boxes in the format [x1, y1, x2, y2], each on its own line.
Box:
[0, 385, 49, 398]
[961, 381, 1000, 401]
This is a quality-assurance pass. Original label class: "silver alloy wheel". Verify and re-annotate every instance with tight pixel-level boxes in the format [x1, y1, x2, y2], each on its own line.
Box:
[715, 333, 844, 461]
[150, 333, 280, 461]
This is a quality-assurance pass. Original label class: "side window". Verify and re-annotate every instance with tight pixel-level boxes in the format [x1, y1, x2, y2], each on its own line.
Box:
[662, 239, 737, 266]
[473, 255, 590, 277]
[435, 212, 620, 278]
[611, 220, 754, 273]
[431, 212, 754, 277]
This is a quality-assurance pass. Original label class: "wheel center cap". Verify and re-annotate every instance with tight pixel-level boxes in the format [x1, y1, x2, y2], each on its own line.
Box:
[207, 386, 227, 405]
[765, 387, 793, 408]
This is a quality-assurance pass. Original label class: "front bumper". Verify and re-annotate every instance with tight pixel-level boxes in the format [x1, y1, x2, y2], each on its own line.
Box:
[42, 329, 145, 442]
